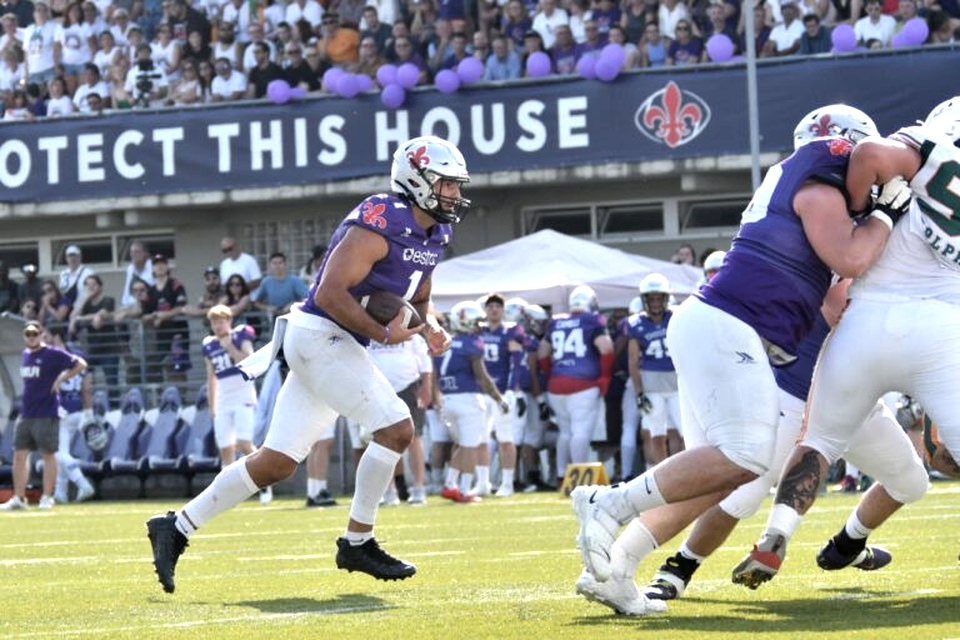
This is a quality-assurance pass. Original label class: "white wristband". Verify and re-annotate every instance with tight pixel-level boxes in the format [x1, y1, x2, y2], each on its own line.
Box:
[869, 210, 893, 232]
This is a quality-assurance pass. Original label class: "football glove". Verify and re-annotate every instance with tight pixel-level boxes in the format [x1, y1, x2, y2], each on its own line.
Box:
[637, 393, 653, 415]
[870, 176, 912, 229]
[516, 396, 527, 418]
[498, 398, 510, 415]
[537, 395, 553, 422]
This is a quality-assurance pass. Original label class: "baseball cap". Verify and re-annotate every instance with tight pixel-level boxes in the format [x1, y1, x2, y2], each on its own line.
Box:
[23, 321, 41, 336]
[65, 244, 81, 256]
[203, 266, 219, 277]
[152, 253, 168, 263]
[21, 264, 37, 274]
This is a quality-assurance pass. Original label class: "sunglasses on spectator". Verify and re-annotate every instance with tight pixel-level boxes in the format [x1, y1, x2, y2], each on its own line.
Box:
[676, 25, 691, 31]
[221, 245, 235, 253]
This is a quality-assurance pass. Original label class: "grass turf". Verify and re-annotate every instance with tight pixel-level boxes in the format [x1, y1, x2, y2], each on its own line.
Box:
[1, 483, 959, 639]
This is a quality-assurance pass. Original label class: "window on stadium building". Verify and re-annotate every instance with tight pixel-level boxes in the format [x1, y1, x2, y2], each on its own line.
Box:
[679, 198, 747, 232]
[52, 237, 114, 267]
[240, 218, 339, 274]
[0, 242, 40, 270]
[523, 207, 593, 237]
[117, 234, 176, 265]
[598, 203, 664, 236]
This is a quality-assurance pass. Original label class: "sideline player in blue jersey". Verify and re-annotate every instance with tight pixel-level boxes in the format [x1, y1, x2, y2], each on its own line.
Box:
[509, 300, 552, 491]
[147, 136, 467, 592]
[572, 104, 908, 607]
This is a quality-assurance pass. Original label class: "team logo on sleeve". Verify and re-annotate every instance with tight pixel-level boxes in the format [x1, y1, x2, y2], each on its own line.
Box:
[828, 138, 853, 157]
[361, 201, 387, 229]
[635, 81, 711, 149]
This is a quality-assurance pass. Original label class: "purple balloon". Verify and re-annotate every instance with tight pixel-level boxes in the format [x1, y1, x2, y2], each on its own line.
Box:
[336, 73, 361, 98]
[526, 50, 551, 77]
[355, 74, 374, 92]
[267, 79, 291, 104]
[435, 68, 461, 94]
[289, 86, 307, 99]
[903, 17, 929, 45]
[577, 54, 597, 80]
[457, 56, 484, 85]
[891, 30, 910, 48]
[376, 63, 398, 87]
[322, 67, 345, 92]
[381, 83, 406, 109]
[397, 62, 420, 89]
[600, 42, 626, 68]
[831, 24, 856, 52]
[706, 34, 734, 62]
[595, 56, 620, 82]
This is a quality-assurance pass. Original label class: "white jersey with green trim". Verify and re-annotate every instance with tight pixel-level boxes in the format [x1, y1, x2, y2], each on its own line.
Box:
[850, 125, 960, 304]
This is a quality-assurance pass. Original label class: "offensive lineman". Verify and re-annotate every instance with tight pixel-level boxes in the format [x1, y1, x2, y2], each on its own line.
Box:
[147, 136, 465, 592]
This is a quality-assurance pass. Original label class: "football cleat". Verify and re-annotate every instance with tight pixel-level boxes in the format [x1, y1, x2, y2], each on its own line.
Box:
[335, 537, 416, 581]
[575, 570, 668, 616]
[306, 489, 337, 508]
[643, 570, 688, 601]
[441, 486, 480, 503]
[0, 495, 28, 511]
[75, 483, 96, 503]
[731, 535, 787, 590]
[38, 495, 55, 510]
[495, 484, 514, 498]
[468, 482, 492, 498]
[571, 485, 623, 582]
[406, 487, 427, 505]
[380, 489, 401, 507]
[259, 487, 274, 505]
[146, 511, 189, 593]
[816, 538, 892, 571]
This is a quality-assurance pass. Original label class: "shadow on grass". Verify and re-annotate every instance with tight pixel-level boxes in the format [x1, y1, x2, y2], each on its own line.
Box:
[229, 593, 393, 615]
[569, 591, 960, 633]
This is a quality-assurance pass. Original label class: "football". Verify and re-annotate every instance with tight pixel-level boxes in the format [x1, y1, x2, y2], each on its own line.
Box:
[359, 291, 423, 329]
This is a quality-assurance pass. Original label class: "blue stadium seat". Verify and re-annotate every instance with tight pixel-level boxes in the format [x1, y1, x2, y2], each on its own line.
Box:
[0, 403, 19, 484]
[100, 388, 147, 479]
[135, 386, 188, 496]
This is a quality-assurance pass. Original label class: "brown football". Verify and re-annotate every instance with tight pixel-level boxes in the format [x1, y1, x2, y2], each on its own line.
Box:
[359, 291, 423, 329]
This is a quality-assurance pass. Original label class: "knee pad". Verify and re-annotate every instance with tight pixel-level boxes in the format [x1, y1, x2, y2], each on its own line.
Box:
[877, 459, 929, 505]
[718, 469, 778, 520]
[713, 421, 776, 477]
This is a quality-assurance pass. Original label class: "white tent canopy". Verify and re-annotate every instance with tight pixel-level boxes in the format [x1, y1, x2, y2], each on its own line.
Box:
[432, 229, 703, 312]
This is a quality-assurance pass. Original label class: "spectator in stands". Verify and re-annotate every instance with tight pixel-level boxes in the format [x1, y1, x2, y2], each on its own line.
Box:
[210, 57, 246, 101]
[109, 57, 133, 108]
[893, 0, 919, 35]
[502, 0, 533, 47]
[521, 28, 546, 68]
[24, 81, 45, 116]
[114, 276, 147, 320]
[622, 0, 649, 44]
[246, 42, 283, 98]
[303, 44, 326, 79]
[928, 9, 956, 42]
[0, 321, 86, 512]
[93, 30, 120, 78]
[740, 3, 771, 56]
[0, 14, 23, 56]
[361, 5, 392, 54]
[766, 0, 803, 55]
[18, 263, 41, 308]
[550, 23, 580, 74]
[120, 240, 154, 307]
[286, 0, 323, 30]
[672, 241, 698, 266]
[165, 58, 200, 103]
[286, 41, 322, 90]
[409, 0, 438, 41]
[1, 0, 34, 29]
[221, 273, 253, 316]
[109, 7, 134, 48]
[532, 0, 569, 49]
[81, 1, 105, 36]
[0, 43, 21, 100]
[59, 245, 94, 306]
[298, 244, 326, 285]
[607, 24, 639, 68]
[0, 260, 19, 313]
[253, 252, 308, 316]
[640, 22, 669, 67]
[799, 12, 832, 52]
[580, 19, 606, 58]
[484, 33, 521, 80]
[388, 35, 427, 83]
[593, 0, 621, 35]
[566, 0, 590, 43]
[151, 23, 182, 79]
[59, 2, 93, 94]
[141, 254, 189, 382]
[353, 36, 383, 81]
[478, 0, 501, 39]
[70, 274, 120, 399]
[23, 2, 61, 86]
[438, 30, 470, 70]
[20, 298, 39, 319]
[163, 0, 210, 47]
[338, 0, 366, 28]
[659, 0, 691, 39]
[667, 19, 703, 64]
[425, 18, 454, 66]
[219, 236, 261, 289]
[855, 0, 897, 45]
[182, 28, 212, 64]
[212, 22, 242, 69]
[126, 43, 169, 106]
[45, 76, 74, 115]
[472, 29, 491, 62]
[241, 22, 273, 71]
[703, 0, 739, 44]
[73, 63, 109, 111]
[317, 12, 360, 64]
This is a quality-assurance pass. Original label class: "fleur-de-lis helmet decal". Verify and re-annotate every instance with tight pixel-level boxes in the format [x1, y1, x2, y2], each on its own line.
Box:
[391, 136, 472, 224]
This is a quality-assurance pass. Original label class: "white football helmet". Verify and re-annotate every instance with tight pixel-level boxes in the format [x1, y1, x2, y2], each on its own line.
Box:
[793, 104, 878, 150]
[449, 300, 485, 334]
[628, 296, 643, 316]
[703, 250, 726, 279]
[503, 297, 528, 324]
[924, 96, 960, 144]
[639, 273, 669, 315]
[568, 285, 598, 313]
[524, 303, 549, 338]
[391, 136, 471, 224]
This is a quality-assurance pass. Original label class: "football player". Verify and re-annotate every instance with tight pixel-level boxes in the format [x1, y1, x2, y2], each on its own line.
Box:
[735, 96, 960, 587]
[147, 136, 464, 592]
[512, 301, 552, 491]
[435, 300, 509, 502]
[538, 285, 613, 486]
[572, 103, 901, 613]
[702, 250, 725, 283]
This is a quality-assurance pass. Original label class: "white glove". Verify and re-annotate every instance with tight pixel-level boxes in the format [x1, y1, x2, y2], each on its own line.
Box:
[870, 176, 911, 230]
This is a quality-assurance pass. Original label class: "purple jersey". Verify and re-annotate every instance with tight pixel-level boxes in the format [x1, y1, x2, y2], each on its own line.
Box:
[436, 334, 485, 394]
[301, 194, 452, 346]
[516, 335, 542, 392]
[547, 312, 608, 380]
[628, 310, 675, 372]
[202, 325, 256, 379]
[774, 312, 831, 401]
[480, 322, 524, 391]
[20, 345, 78, 419]
[58, 347, 88, 414]
[698, 137, 852, 360]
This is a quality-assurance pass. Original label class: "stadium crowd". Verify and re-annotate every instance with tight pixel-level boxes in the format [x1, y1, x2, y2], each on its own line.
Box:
[0, 0, 956, 118]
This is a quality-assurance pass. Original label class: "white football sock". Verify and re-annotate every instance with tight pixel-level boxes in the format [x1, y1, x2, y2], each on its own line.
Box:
[459, 472, 474, 495]
[678, 541, 707, 563]
[844, 510, 873, 540]
[501, 468, 514, 488]
[307, 478, 320, 498]
[611, 519, 658, 580]
[177, 459, 259, 539]
[620, 470, 667, 519]
[765, 503, 803, 541]
[431, 466, 445, 487]
[476, 465, 490, 488]
[621, 444, 637, 479]
[348, 442, 402, 526]
[317, 479, 327, 493]
[444, 466, 460, 489]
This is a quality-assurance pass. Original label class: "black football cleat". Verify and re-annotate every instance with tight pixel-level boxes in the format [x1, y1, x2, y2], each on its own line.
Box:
[335, 537, 416, 581]
[146, 511, 189, 593]
[305, 489, 338, 508]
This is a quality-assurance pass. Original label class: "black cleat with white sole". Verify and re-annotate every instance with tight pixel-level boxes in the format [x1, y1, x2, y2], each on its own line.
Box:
[335, 537, 416, 581]
[146, 511, 189, 593]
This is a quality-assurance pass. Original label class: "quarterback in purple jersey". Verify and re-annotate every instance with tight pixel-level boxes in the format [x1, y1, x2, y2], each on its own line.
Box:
[572, 104, 905, 612]
[147, 136, 467, 592]
[1, 321, 86, 512]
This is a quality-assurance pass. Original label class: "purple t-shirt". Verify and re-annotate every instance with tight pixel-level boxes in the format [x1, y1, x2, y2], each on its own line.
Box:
[301, 193, 452, 346]
[435, 334, 485, 393]
[668, 38, 703, 65]
[546, 311, 607, 380]
[20, 345, 79, 419]
[480, 322, 525, 391]
[202, 324, 256, 379]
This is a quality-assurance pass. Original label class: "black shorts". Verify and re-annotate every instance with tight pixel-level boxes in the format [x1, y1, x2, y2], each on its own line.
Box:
[397, 381, 426, 436]
[14, 417, 60, 453]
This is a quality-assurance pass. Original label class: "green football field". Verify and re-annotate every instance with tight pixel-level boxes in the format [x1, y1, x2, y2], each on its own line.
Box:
[2, 483, 959, 640]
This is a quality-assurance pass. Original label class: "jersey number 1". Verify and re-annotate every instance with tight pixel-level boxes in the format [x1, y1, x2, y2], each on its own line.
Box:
[403, 270, 423, 301]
